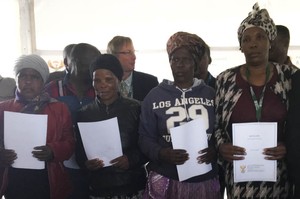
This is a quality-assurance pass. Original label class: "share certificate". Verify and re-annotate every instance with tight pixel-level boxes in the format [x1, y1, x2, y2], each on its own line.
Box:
[77, 117, 123, 167]
[232, 122, 277, 183]
[170, 117, 212, 181]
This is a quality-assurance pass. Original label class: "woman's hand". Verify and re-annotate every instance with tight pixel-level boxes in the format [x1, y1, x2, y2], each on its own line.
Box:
[197, 145, 216, 164]
[263, 142, 286, 160]
[110, 155, 129, 170]
[0, 148, 17, 167]
[32, 145, 53, 162]
[219, 143, 246, 162]
[85, 158, 104, 171]
[159, 148, 189, 165]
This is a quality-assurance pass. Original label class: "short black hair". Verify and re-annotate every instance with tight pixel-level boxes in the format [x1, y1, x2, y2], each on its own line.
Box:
[63, 44, 76, 59]
[276, 25, 290, 46]
[204, 43, 212, 64]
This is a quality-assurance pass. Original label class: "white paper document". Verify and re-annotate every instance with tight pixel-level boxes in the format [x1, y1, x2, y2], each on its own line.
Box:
[4, 111, 47, 169]
[63, 154, 80, 169]
[77, 117, 123, 167]
[232, 122, 277, 182]
[170, 117, 212, 181]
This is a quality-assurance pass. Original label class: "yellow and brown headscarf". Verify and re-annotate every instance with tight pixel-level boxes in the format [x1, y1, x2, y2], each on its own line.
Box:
[166, 31, 206, 61]
[237, 2, 277, 46]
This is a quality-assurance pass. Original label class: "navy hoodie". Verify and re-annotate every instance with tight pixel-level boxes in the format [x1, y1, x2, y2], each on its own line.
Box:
[138, 78, 218, 182]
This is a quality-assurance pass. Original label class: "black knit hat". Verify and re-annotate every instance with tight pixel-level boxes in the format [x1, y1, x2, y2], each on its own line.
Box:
[90, 54, 123, 81]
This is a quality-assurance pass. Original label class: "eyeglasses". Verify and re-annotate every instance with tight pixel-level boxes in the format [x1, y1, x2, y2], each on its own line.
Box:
[115, 50, 136, 56]
[170, 57, 194, 65]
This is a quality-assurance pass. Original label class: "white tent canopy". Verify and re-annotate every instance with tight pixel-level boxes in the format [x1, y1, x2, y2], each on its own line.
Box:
[1, 0, 300, 81]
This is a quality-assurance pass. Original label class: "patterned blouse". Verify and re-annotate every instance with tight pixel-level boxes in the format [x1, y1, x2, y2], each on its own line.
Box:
[214, 62, 298, 198]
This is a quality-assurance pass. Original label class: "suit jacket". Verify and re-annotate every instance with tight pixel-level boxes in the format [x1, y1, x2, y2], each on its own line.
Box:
[132, 71, 158, 101]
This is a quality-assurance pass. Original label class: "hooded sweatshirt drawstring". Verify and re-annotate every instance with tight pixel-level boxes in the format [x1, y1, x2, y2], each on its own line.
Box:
[176, 86, 192, 122]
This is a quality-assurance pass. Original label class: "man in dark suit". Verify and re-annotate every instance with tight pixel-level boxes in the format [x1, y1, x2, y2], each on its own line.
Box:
[107, 36, 158, 101]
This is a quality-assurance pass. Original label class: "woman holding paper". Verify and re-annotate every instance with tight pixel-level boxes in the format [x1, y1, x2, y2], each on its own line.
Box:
[215, 3, 297, 198]
[0, 54, 75, 199]
[75, 54, 147, 199]
[138, 32, 221, 199]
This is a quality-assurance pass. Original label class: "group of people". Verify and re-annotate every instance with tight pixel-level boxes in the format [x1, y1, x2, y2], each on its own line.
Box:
[0, 2, 299, 199]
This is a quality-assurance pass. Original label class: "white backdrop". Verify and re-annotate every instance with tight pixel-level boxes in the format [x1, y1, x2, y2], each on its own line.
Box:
[0, 0, 20, 77]
[1, 0, 300, 81]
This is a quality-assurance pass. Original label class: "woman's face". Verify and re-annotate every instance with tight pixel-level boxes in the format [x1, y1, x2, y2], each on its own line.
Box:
[16, 68, 44, 100]
[92, 69, 119, 105]
[170, 47, 195, 89]
[240, 27, 270, 66]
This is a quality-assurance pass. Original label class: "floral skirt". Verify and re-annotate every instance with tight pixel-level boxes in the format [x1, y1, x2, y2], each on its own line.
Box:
[143, 171, 221, 199]
[89, 190, 144, 199]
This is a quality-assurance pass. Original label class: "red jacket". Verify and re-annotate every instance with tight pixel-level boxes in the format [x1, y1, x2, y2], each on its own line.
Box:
[0, 99, 75, 199]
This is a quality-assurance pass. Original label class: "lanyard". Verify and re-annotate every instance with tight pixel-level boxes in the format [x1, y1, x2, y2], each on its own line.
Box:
[245, 64, 270, 122]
